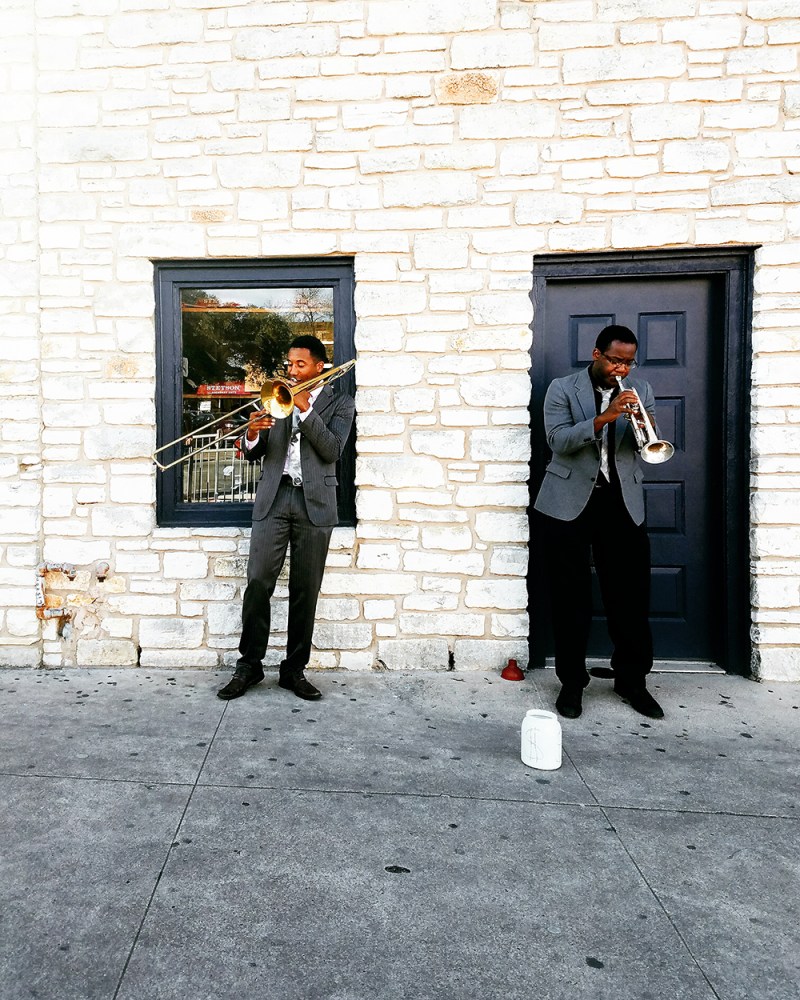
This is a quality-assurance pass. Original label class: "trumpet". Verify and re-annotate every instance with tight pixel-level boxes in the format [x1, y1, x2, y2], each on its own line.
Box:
[153, 358, 355, 472]
[615, 375, 674, 465]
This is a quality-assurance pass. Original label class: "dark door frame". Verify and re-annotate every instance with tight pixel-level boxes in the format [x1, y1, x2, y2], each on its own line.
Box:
[528, 247, 755, 677]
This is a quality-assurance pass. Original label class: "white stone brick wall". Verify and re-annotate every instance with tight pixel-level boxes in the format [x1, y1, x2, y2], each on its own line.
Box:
[2, 1, 800, 680]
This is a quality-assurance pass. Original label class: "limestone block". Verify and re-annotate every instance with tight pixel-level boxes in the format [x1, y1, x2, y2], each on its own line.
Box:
[366, 0, 495, 35]
[204, 601, 241, 636]
[357, 356, 424, 386]
[0, 647, 40, 668]
[490, 547, 529, 576]
[630, 106, 701, 142]
[410, 430, 466, 460]
[356, 544, 401, 570]
[399, 612, 484, 637]
[539, 22, 616, 49]
[332, 187, 382, 211]
[460, 105, 557, 139]
[736, 132, 800, 160]
[364, 599, 397, 620]
[597, 0, 694, 18]
[403, 551, 485, 575]
[727, 47, 796, 75]
[461, 373, 530, 408]
[217, 154, 302, 189]
[755, 647, 800, 683]
[394, 388, 437, 413]
[453, 639, 528, 670]
[451, 32, 533, 70]
[359, 150, 420, 175]
[76, 639, 137, 666]
[516, 193, 582, 225]
[342, 102, 408, 130]
[475, 513, 528, 543]
[377, 638, 450, 670]
[471, 428, 531, 463]
[357, 456, 445, 489]
[211, 64, 256, 91]
[6, 610, 38, 638]
[356, 491, 394, 522]
[238, 191, 289, 222]
[663, 17, 742, 49]
[84, 427, 152, 461]
[109, 476, 155, 506]
[180, 581, 238, 602]
[354, 319, 404, 352]
[316, 598, 361, 621]
[420, 524, 472, 551]
[383, 174, 477, 208]
[611, 214, 690, 249]
[107, 12, 203, 47]
[711, 178, 800, 207]
[435, 73, 497, 106]
[312, 622, 372, 649]
[465, 579, 528, 610]
[469, 293, 533, 327]
[413, 232, 469, 270]
[163, 551, 208, 580]
[404, 593, 458, 611]
[355, 283, 426, 317]
[139, 649, 219, 668]
[139, 618, 204, 649]
[663, 140, 731, 174]
[786, 85, 800, 119]
[117, 223, 205, 259]
[456, 485, 528, 508]
[562, 44, 685, 85]
[492, 614, 529, 638]
[43, 539, 111, 564]
[233, 26, 338, 60]
[548, 226, 607, 252]
[115, 552, 160, 575]
[704, 105, 779, 130]
[321, 572, 416, 596]
[108, 595, 177, 616]
[91, 505, 154, 538]
[752, 576, 800, 609]
[228, 2, 309, 27]
[669, 80, 744, 103]
[358, 415, 406, 437]
[39, 129, 148, 164]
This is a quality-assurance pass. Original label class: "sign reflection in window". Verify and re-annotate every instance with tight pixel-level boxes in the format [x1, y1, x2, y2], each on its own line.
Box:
[179, 287, 334, 504]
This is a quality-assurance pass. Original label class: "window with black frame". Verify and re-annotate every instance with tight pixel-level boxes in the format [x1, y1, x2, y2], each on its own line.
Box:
[155, 259, 356, 528]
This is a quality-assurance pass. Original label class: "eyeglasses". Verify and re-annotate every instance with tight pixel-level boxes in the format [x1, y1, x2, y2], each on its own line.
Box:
[600, 352, 638, 369]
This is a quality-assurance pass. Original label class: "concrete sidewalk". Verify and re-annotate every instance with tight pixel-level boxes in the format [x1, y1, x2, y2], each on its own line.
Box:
[1, 666, 798, 1000]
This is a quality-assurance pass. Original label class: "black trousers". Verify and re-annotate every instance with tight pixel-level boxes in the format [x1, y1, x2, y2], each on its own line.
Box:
[237, 479, 333, 677]
[540, 483, 653, 692]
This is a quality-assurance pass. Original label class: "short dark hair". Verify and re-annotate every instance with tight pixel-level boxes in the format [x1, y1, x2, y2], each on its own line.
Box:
[595, 324, 637, 354]
[289, 335, 328, 364]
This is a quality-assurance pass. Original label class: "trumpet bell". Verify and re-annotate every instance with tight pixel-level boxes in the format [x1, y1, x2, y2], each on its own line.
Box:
[641, 440, 675, 464]
[259, 378, 294, 419]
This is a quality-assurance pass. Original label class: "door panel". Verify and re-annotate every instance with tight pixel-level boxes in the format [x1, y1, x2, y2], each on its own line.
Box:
[531, 276, 722, 663]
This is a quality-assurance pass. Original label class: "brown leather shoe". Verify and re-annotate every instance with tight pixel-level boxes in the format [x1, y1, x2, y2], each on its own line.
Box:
[278, 673, 321, 701]
[217, 667, 264, 700]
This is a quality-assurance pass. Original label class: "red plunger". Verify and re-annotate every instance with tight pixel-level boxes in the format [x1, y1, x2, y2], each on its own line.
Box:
[500, 658, 525, 681]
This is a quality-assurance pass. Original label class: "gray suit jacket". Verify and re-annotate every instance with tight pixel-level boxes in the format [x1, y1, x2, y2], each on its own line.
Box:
[245, 384, 355, 526]
[533, 368, 655, 525]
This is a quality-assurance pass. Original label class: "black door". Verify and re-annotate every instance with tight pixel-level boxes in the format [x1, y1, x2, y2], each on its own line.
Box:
[529, 251, 753, 674]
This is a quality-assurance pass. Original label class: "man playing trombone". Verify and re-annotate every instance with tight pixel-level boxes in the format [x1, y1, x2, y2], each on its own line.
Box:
[217, 335, 355, 702]
[534, 324, 665, 721]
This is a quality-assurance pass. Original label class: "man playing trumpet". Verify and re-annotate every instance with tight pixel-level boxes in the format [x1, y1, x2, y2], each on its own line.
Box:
[534, 324, 665, 721]
[217, 335, 355, 702]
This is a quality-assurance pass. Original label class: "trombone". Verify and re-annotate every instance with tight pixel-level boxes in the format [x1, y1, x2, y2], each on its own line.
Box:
[615, 375, 674, 465]
[153, 358, 355, 472]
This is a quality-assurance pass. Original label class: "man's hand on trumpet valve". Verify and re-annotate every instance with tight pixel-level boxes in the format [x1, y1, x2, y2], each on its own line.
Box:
[245, 408, 275, 442]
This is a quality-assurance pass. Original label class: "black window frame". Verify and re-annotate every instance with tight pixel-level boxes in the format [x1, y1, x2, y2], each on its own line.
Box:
[154, 258, 356, 528]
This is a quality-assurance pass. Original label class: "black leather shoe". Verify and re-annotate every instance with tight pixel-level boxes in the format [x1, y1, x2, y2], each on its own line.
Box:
[615, 684, 664, 719]
[555, 686, 583, 719]
[278, 673, 321, 701]
[217, 667, 264, 700]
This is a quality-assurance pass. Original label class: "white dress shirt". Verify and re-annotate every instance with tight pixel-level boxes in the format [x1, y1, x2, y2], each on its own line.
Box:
[244, 385, 323, 485]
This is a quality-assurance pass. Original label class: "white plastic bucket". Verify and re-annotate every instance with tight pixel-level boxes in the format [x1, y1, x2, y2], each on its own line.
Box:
[521, 709, 562, 770]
